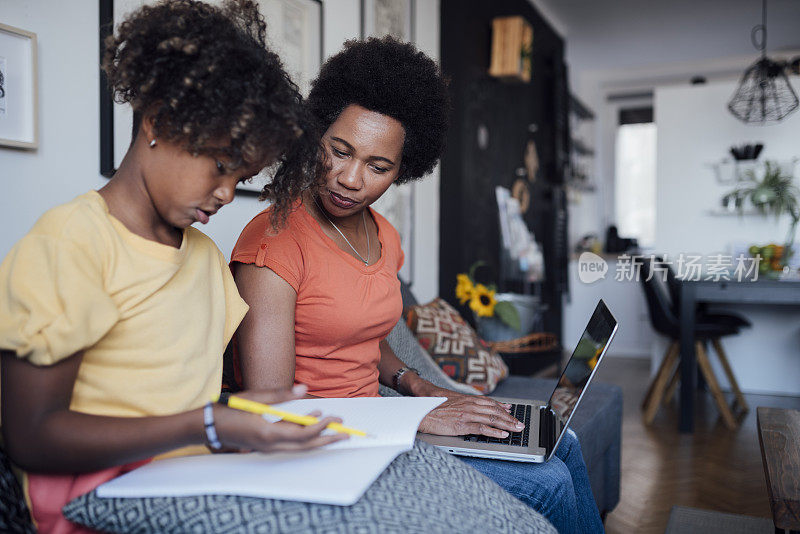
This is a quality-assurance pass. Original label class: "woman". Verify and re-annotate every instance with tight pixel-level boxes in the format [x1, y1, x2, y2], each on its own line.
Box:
[230, 37, 603, 534]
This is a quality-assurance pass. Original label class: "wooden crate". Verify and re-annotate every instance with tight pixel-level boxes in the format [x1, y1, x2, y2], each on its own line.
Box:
[488, 16, 533, 82]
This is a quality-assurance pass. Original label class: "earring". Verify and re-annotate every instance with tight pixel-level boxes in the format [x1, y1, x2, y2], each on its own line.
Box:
[149, 139, 157, 148]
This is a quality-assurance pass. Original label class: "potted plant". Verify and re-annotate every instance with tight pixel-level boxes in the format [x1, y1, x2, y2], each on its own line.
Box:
[722, 160, 800, 266]
[456, 262, 558, 362]
[456, 261, 541, 337]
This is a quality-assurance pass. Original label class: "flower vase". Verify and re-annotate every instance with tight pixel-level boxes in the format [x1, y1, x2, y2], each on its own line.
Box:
[475, 293, 542, 342]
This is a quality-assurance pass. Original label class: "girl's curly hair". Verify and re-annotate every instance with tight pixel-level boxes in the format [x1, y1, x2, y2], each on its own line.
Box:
[102, 0, 320, 226]
[306, 37, 450, 184]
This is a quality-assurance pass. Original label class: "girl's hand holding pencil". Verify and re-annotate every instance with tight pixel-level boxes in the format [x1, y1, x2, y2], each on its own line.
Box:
[213, 384, 349, 453]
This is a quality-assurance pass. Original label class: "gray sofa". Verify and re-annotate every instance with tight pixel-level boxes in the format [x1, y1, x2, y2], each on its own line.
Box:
[2, 440, 557, 534]
[392, 284, 622, 518]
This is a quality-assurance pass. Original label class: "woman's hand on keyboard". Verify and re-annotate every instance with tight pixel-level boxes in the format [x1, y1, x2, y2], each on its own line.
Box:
[418, 394, 525, 438]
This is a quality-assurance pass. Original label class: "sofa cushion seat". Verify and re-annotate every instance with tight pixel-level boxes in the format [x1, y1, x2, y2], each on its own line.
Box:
[63, 441, 556, 534]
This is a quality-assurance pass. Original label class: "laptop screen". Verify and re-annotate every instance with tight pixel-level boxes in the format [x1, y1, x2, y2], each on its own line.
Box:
[547, 300, 617, 451]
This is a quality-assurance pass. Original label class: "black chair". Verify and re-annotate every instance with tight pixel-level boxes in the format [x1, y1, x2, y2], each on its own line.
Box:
[636, 257, 748, 428]
[657, 256, 752, 329]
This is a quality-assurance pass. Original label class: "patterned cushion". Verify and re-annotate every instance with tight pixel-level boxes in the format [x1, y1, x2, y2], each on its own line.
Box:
[63, 441, 555, 534]
[406, 298, 509, 393]
[386, 320, 482, 396]
[0, 447, 35, 534]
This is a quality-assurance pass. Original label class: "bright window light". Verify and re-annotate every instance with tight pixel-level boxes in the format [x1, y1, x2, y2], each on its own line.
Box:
[615, 123, 656, 247]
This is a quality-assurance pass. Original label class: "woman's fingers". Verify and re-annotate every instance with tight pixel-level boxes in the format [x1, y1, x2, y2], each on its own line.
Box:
[424, 398, 524, 436]
[469, 423, 510, 439]
[457, 397, 517, 419]
[467, 412, 522, 434]
[455, 399, 522, 430]
[468, 397, 515, 414]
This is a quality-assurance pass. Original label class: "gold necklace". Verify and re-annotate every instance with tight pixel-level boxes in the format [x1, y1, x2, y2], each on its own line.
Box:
[313, 196, 370, 265]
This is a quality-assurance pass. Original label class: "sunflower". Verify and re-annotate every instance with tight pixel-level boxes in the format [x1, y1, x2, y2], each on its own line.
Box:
[469, 284, 497, 317]
[455, 273, 474, 304]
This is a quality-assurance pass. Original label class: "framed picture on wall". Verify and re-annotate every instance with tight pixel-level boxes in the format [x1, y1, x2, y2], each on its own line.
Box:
[360, 0, 414, 41]
[238, 0, 322, 194]
[360, 0, 417, 284]
[98, 0, 322, 196]
[0, 23, 38, 149]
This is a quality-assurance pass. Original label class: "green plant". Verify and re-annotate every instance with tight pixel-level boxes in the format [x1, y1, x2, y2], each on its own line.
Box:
[722, 160, 800, 250]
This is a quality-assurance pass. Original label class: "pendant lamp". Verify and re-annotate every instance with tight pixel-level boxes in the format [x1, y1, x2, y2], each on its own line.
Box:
[727, 0, 799, 124]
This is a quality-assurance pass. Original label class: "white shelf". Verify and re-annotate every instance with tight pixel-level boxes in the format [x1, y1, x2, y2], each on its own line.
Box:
[705, 209, 766, 217]
[708, 158, 799, 185]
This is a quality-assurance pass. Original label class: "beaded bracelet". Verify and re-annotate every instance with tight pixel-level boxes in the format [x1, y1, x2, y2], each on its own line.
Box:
[203, 401, 222, 450]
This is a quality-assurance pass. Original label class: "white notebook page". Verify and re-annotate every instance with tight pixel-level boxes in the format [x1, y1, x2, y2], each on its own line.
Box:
[263, 396, 447, 449]
[96, 397, 445, 505]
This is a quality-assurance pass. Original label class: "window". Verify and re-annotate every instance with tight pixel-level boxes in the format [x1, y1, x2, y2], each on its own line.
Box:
[615, 115, 656, 248]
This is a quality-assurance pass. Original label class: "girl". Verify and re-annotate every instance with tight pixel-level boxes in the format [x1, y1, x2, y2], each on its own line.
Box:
[0, 1, 344, 532]
[230, 37, 604, 533]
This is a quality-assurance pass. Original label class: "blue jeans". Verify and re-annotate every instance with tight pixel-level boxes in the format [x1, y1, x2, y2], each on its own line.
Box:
[458, 430, 603, 534]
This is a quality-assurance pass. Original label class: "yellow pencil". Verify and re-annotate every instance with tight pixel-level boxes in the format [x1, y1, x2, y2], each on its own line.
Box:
[213, 394, 367, 437]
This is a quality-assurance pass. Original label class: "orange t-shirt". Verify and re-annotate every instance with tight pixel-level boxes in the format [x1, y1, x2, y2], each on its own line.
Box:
[230, 203, 404, 397]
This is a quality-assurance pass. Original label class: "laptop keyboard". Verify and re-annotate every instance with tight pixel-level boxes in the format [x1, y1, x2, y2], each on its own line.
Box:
[462, 403, 532, 447]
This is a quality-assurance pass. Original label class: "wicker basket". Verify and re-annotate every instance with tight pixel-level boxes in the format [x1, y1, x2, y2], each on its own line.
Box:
[487, 332, 558, 354]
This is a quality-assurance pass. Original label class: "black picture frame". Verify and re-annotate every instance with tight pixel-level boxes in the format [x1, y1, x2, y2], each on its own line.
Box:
[98, 0, 324, 199]
[99, 0, 114, 178]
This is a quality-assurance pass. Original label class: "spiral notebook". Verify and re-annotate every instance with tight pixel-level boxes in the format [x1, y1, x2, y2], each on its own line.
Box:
[96, 396, 445, 506]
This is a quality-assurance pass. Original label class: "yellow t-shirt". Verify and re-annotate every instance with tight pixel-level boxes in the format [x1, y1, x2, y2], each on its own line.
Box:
[0, 191, 248, 436]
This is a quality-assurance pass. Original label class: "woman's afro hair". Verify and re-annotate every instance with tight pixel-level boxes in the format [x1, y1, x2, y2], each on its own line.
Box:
[102, 0, 321, 226]
[307, 36, 450, 184]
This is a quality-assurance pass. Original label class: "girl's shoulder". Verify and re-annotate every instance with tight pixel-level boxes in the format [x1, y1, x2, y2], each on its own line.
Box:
[185, 226, 226, 259]
[28, 191, 114, 246]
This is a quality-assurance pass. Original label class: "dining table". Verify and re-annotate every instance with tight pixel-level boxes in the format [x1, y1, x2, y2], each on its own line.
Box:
[677, 277, 800, 432]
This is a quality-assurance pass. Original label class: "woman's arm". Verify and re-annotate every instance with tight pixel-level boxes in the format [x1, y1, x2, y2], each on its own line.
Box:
[376, 339, 523, 438]
[233, 262, 298, 391]
[377, 338, 445, 397]
[1, 351, 345, 474]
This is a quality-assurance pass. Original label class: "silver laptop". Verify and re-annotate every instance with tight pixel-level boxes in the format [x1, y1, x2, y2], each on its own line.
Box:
[418, 299, 618, 462]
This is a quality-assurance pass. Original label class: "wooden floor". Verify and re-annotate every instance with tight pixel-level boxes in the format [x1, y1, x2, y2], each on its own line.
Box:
[591, 356, 800, 534]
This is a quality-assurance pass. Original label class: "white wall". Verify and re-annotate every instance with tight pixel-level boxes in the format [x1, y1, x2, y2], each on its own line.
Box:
[406, 0, 440, 304]
[655, 79, 800, 256]
[0, 0, 441, 303]
[540, 0, 800, 394]
[533, 0, 800, 91]
[564, 258, 655, 358]
[566, 76, 800, 395]
[0, 0, 107, 255]
[654, 77, 800, 396]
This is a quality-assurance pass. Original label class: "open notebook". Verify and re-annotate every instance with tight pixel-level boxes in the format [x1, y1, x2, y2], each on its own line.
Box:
[97, 397, 446, 506]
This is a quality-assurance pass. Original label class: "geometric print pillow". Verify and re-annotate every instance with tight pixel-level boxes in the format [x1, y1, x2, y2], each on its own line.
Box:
[406, 298, 509, 394]
[62, 441, 556, 534]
